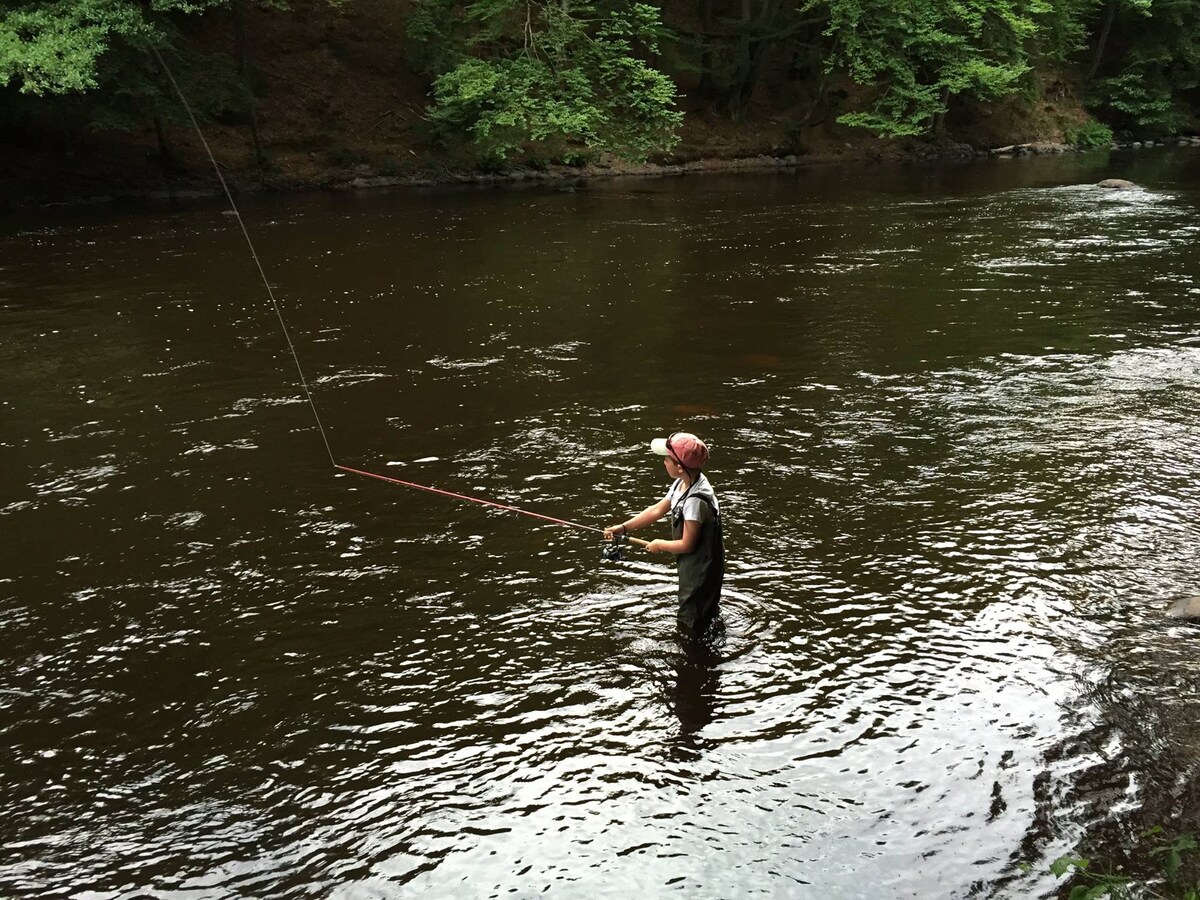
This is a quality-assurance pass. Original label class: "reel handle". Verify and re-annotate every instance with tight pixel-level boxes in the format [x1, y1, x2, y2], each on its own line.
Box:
[606, 531, 650, 548]
[601, 530, 651, 562]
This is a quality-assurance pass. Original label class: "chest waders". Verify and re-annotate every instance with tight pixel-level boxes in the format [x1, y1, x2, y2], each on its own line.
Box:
[671, 481, 725, 632]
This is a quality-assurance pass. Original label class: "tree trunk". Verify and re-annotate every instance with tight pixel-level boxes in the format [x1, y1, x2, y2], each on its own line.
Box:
[234, 0, 268, 182]
[800, 33, 838, 126]
[60, 106, 76, 159]
[153, 109, 177, 199]
[697, 0, 717, 100]
[1088, 0, 1118, 82]
[719, 0, 783, 119]
[931, 85, 951, 134]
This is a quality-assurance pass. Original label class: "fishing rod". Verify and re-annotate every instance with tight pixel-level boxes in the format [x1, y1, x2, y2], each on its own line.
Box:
[151, 47, 644, 559]
[335, 465, 651, 557]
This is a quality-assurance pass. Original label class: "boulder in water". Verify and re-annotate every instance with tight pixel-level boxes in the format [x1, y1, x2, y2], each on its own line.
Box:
[1098, 178, 1139, 190]
[1166, 596, 1200, 620]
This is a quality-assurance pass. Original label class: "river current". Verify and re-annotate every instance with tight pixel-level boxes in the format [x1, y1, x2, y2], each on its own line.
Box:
[3, 150, 1200, 898]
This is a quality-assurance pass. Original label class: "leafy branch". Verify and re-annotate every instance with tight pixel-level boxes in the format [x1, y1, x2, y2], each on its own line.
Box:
[1045, 829, 1200, 900]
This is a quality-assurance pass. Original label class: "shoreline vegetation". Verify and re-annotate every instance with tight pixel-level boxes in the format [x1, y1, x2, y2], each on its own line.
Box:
[3, 0, 1200, 208]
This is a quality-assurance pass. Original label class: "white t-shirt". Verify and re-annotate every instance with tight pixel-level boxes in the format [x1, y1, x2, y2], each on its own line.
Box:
[665, 474, 719, 523]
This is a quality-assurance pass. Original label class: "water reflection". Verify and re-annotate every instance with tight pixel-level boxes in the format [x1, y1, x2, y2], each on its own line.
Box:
[668, 630, 723, 757]
[2, 150, 1200, 898]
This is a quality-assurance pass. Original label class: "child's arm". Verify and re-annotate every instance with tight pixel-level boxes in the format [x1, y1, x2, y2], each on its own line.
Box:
[605, 497, 670, 539]
[644, 519, 700, 555]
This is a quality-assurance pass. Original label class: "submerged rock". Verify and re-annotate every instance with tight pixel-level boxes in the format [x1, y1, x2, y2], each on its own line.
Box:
[1098, 178, 1139, 189]
[1166, 596, 1200, 620]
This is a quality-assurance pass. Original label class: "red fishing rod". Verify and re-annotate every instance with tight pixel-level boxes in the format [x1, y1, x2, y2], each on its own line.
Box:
[334, 464, 650, 549]
[154, 48, 647, 555]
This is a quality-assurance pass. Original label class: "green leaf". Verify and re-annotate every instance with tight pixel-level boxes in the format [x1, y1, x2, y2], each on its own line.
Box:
[810, 0, 1046, 136]
[420, 0, 680, 161]
[1052, 855, 1089, 878]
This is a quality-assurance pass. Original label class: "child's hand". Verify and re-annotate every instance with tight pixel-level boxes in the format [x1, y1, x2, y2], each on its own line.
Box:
[645, 540, 666, 554]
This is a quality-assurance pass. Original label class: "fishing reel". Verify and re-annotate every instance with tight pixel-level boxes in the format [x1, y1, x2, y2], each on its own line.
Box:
[601, 531, 629, 562]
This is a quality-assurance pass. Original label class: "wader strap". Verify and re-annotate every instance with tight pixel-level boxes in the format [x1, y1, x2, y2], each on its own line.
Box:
[672, 483, 719, 525]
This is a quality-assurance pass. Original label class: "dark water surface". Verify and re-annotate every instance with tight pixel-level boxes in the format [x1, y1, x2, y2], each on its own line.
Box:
[4, 151, 1200, 899]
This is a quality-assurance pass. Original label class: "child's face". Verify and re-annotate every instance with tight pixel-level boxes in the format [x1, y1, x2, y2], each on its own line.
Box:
[664, 457, 685, 479]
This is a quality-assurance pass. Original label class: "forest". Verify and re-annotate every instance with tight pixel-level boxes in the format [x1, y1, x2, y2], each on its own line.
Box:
[1, 0, 1198, 194]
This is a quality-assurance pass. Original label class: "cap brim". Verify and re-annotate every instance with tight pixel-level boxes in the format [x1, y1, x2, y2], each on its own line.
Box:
[650, 437, 670, 456]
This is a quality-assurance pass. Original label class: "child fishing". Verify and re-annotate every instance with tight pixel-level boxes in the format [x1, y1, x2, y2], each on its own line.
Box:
[605, 432, 726, 632]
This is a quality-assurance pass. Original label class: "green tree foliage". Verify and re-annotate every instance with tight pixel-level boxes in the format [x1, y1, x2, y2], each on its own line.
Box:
[663, 0, 1200, 141]
[0, 0, 226, 96]
[1089, 0, 1200, 133]
[1035, 0, 1104, 61]
[1065, 117, 1114, 146]
[804, 0, 1045, 136]
[409, 1, 682, 162]
[4, 0, 1200, 175]
[1, 0, 144, 95]
[1, 0, 271, 170]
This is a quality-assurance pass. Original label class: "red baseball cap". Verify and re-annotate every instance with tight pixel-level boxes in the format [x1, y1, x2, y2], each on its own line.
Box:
[650, 432, 709, 470]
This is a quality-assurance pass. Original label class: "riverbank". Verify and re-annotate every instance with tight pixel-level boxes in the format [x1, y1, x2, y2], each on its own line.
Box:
[2, 0, 1200, 211]
[3, 0, 1196, 211]
[0, 0, 1103, 210]
[3, 141, 963, 208]
[8, 133, 1200, 210]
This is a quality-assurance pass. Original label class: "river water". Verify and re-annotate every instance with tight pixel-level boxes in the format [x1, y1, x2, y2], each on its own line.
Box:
[4, 150, 1200, 899]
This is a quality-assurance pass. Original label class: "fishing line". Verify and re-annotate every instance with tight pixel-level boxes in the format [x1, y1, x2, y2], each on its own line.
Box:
[151, 46, 335, 468]
[152, 47, 634, 546]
